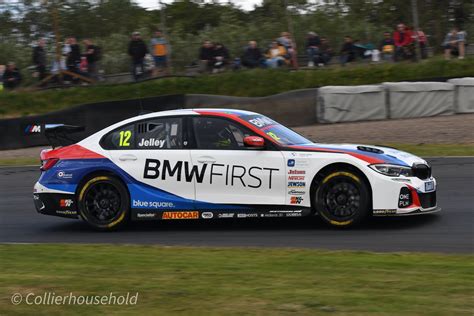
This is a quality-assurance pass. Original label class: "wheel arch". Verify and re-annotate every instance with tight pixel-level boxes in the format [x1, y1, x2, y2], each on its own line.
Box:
[309, 162, 373, 212]
[75, 169, 130, 198]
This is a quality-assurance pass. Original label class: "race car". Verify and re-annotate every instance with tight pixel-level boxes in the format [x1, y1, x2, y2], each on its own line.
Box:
[33, 109, 439, 230]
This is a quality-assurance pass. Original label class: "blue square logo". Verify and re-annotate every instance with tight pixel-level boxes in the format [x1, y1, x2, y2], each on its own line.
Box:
[287, 159, 295, 167]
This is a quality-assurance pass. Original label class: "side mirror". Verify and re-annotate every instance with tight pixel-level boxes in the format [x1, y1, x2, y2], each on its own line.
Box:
[244, 136, 265, 148]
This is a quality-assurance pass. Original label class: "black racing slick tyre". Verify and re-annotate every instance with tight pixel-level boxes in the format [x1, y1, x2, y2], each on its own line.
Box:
[78, 175, 130, 231]
[315, 170, 370, 228]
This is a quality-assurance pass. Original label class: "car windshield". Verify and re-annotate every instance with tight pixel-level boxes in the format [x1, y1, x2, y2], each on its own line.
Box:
[240, 114, 313, 146]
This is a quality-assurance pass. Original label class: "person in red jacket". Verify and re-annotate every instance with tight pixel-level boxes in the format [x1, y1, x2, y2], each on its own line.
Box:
[393, 24, 415, 61]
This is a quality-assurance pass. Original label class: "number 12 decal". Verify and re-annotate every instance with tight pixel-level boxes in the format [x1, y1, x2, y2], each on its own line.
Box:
[119, 130, 132, 147]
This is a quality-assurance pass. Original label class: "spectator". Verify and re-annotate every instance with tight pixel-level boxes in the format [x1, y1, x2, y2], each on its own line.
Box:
[128, 32, 148, 81]
[83, 39, 100, 79]
[443, 27, 466, 60]
[198, 41, 214, 73]
[265, 41, 288, 68]
[241, 41, 264, 68]
[65, 37, 81, 74]
[150, 30, 169, 76]
[339, 36, 356, 66]
[2, 62, 22, 90]
[414, 28, 428, 59]
[393, 24, 414, 61]
[277, 32, 297, 68]
[306, 31, 321, 67]
[315, 37, 333, 66]
[380, 31, 395, 61]
[212, 43, 230, 73]
[32, 38, 47, 81]
[0, 64, 5, 92]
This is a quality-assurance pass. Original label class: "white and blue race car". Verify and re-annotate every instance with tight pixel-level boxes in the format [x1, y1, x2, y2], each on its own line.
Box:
[33, 109, 439, 230]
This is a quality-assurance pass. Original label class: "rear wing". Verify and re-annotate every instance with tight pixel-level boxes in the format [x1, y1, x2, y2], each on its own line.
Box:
[44, 124, 85, 148]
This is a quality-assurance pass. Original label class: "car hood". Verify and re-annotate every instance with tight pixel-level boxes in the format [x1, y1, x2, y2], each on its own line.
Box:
[288, 143, 428, 166]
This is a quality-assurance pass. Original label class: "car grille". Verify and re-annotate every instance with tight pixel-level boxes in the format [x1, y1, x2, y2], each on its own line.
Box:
[412, 163, 431, 180]
[418, 192, 436, 209]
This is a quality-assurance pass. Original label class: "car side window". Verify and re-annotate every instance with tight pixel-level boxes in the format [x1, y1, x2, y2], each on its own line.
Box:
[101, 123, 136, 150]
[136, 117, 183, 149]
[192, 117, 252, 150]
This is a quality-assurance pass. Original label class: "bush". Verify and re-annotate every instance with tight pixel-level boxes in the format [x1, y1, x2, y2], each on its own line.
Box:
[1, 57, 473, 117]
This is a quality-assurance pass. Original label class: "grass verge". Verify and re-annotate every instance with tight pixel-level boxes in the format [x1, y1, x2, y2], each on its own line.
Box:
[0, 244, 472, 315]
[0, 143, 472, 167]
[1, 58, 473, 117]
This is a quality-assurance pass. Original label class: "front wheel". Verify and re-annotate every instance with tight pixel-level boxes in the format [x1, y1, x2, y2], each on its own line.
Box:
[78, 175, 130, 230]
[314, 171, 370, 228]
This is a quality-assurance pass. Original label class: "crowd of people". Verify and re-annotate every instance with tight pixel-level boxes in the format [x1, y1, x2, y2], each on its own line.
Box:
[0, 25, 469, 90]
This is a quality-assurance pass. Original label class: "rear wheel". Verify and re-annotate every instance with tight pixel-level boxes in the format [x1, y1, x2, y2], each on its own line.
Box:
[314, 170, 370, 227]
[78, 175, 129, 230]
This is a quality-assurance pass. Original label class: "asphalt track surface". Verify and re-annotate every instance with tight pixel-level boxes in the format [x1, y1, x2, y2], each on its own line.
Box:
[1, 158, 473, 253]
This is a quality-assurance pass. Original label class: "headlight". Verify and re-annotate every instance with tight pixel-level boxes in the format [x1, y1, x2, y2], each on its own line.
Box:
[369, 164, 413, 177]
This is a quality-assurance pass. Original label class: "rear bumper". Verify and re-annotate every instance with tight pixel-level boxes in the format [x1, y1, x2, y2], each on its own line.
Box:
[33, 193, 78, 219]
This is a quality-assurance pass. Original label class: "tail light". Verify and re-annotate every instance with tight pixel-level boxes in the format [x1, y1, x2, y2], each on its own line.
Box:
[40, 158, 59, 171]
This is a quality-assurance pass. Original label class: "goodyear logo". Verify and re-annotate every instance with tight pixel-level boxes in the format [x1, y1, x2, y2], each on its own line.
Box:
[162, 211, 199, 220]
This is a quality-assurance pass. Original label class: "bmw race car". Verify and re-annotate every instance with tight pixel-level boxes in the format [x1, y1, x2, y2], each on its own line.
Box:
[33, 109, 439, 230]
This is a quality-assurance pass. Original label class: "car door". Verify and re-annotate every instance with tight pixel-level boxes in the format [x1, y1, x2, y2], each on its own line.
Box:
[189, 116, 286, 206]
[102, 116, 196, 210]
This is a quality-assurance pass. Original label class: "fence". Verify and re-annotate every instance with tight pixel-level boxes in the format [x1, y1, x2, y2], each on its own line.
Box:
[0, 77, 472, 150]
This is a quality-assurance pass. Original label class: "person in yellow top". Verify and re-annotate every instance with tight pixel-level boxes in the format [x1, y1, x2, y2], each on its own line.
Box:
[379, 31, 395, 62]
[150, 30, 169, 76]
[265, 41, 289, 68]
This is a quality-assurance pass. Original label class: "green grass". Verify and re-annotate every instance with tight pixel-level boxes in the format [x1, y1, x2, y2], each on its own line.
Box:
[1, 58, 473, 117]
[0, 244, 472, 315]
[0, 143, 471, 167]
[0, 157, 39, 166]
[381, 143, 474, 157]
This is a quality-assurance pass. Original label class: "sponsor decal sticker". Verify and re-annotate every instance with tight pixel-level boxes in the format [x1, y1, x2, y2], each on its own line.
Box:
[57, 171, 73, 179]
[162, 211, 199, 220]
[290, 196, 303, 205]
[288, 175, 305, 181]
[59, 199, 73, 208]
[144, 159, 279, 189]
[288, 181, 305, 188]
[56, 210, 77, 216]
[269, 210, 303, 217]
[287, 159, 295, 167]
[288, 190, 305, 195]
[136, 212, 157, 218]
[288, 170, 305, 175]
[201, 212, 214, 219]
[218, 213, 235, 218]
[398, 187, 412, 208]
[132, 200, 175, 209]
[237, 213, 258, 218]
[373, 209, 397, 215]
[24, 124, 41, 134]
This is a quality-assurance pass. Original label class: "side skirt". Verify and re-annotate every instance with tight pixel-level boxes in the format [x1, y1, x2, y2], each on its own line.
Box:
[132, 206, 313, 221]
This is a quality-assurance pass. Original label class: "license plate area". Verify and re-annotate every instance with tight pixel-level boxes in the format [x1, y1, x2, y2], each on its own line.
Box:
[424, 181, 435, 192]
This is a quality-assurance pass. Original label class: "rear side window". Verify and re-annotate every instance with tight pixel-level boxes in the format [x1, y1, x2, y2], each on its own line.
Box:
[136, 117, 183, 149]
[101, 123, 136, 150]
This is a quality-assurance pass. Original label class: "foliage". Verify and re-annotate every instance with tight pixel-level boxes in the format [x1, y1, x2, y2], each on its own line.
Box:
[0, 57, 473, 117]
[0, 0, 472, 74]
